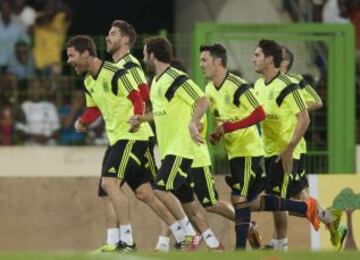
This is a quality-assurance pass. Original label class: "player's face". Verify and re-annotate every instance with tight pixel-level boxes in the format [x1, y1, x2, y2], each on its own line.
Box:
[106, 27, 122, 54]
[251, 47, 267, 74]
[200, 51, 216, 80]
[67, 47, 89, 75]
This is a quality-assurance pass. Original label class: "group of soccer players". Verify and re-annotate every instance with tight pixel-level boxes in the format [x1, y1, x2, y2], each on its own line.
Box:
[65, 19, 347, 252]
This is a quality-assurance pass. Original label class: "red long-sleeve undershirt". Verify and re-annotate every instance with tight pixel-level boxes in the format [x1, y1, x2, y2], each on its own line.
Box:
[222, 106, 266, 133]
[80, 88, 146, 125]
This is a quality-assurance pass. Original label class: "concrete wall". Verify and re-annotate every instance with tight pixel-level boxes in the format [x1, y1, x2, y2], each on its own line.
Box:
[0, 147, 311, 251]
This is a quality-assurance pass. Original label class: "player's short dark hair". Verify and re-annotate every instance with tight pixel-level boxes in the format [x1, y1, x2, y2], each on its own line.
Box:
[170, 59, 187, 73]
[65, 35, 97, 57]
[199, 43, 227, 67]
[282, 46, 294, 71]
[111, 20, 137, 47]
[258, 39, 282, 68]
[144, 36, 173, 63]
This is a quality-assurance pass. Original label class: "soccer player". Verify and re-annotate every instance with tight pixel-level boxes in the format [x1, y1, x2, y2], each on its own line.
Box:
[190, 43, 320, 250]
[154, 59, 237, 252]
[91, 19, 159, 252]
[103, 20, 199, 252]
[66, 35, 190, 252]
[265, 45, 346, 250]
[129, 36, 224, 251]
[250, 39, 341, 250]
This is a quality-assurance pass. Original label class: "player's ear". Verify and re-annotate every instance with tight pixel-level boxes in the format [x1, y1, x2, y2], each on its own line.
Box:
[81, 50, 89, 58]
[266, 55, 274, 66]
[214, 57, 221, 66]
[123, 35, 130, 45]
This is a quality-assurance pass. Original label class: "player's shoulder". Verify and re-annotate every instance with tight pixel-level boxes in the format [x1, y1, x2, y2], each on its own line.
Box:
[122, 54, 143, 70]
[103, 61, 119, 72]
[227, 72, 247, 85]
[286, 72, 303, 82]
[166, 66, 187, 78]
[276, 73, 299, 89]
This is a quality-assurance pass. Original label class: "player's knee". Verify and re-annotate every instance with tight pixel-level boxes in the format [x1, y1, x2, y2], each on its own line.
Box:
[135, 188, 154, 203]
[231, 195, 247, 208]
[204, 201, 219, 212]
[101, 178, 117, 193]
[294, 190, 309, 200]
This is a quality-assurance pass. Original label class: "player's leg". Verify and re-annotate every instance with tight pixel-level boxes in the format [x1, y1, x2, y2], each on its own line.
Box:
[292, 154, 347, 250]
[192, 166, 235, 221]
[228, 157, 258, 250]
[155, 221, 172, 252]
[100, 140, 135, 250]
[95, 180, 120, 252]
[152, 155, 195, 247]
[248, 180, 321, 233]
[265, 156, 295, 249]
[94, 147, 121, 252]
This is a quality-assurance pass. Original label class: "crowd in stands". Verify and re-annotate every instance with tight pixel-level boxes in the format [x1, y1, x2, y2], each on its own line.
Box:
[0, 0, 107, 145]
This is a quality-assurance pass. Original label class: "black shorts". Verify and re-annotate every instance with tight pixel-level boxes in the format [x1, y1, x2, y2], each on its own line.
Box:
[154, 155, 193, 193]
[298, 154, 308, 188]
[98, 140, 154, 196]
[171, 182, 195, 204]
[191, 166, 219, 208]
[229, 156, 265, 201]
[264, 155, 300, 199]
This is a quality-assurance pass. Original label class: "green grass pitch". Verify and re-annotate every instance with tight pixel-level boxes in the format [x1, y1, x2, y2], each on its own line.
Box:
[0, 251, 359, 260]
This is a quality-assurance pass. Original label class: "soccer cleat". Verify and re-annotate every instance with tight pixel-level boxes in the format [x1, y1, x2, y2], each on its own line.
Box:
[208, 242, 225, 252]
[336, 224, 348, 252]
[326, 208, 343, 247]
[247, 221, 262, 249]
[116, 240, 136, 253]
[174, 240, 187, 251]
[185, 234, 202, 250]
[305, 197, 320, 231]
[262, 244, 275, 250]
[93, 243, 118, 253]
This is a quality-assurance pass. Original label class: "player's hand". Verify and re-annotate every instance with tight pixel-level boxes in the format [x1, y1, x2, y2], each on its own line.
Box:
[189, 120, 204, 144]
[276, 146, 294, 174]
[128, 115, 141, 133]
[208, 125, 224, 145]
[74, 119, 87, 133]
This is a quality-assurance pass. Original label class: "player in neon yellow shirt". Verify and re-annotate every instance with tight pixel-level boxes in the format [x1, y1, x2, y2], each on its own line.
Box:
[191, 43, 321, 250]
[66, 35, 190, 252]
[130, 36, 224, 250]
[93, 20, 158, 252]
[265, 45, 345, 251]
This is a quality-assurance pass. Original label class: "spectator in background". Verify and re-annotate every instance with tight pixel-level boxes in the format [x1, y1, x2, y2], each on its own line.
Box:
[7, 40, 35, 80]
[33, 0, 71, 76]
[312, 0, 350, 23]
[0, 0, 30, 70]
[7, 40, 35, 101]
[15, 77, 60, 145]
[0, 100, 16, 145]
[12, 0, 36, 35]
[58, 89, 86, 145]
[0, 70, 17, 105]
